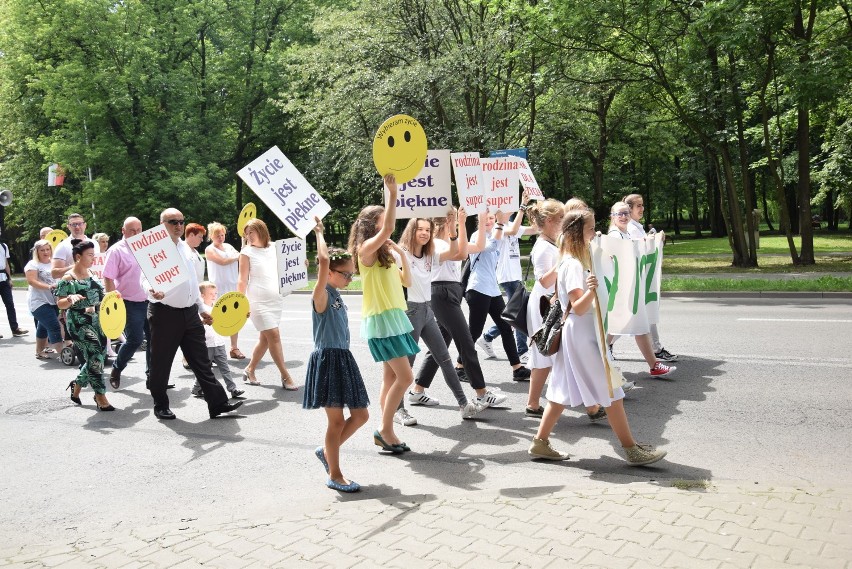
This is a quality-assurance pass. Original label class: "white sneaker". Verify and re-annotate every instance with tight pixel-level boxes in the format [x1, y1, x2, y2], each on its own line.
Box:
[408, 390, 440, 406]
[475, 389, 508, 409]
[621, 381, 635, 393]
[519, 352, 529, 365]
[393, 408, 417, 426]
[476, 337, 497, 359]
[460, 402, 483, 419]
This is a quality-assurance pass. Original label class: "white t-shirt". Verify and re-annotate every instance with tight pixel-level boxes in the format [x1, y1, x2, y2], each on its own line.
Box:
[53, 235, 89, 266]
[627, 219, 646, 239]
[496, 234, 523, 283]
[432, 239, 461, 283]
[0, 243, 9, 281]
[24, 260, 56, 311]
[400, 248, 439, 303]
[202, 302, 226, 348]
[530, 239, 559, 293]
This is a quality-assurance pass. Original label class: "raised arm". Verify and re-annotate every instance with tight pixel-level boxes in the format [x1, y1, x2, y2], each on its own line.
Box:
[359, 174, 398, 264]
[465, 211, 492, 254]
[312, 217, 330, 313]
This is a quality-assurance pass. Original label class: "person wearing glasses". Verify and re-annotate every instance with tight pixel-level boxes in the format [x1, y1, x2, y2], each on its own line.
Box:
[51, 213, 89, 279]
[607, 201, 675, 379]
[144, 208, 242, 420]
[238, 218, 297, 390]
[622, 194, 678, 363]
[103, 217, 150, 390]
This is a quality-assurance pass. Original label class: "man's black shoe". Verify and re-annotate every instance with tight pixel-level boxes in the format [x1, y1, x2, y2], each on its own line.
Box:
[154, 408, 176, 420]
[209, 400, 243, 419]
[109, 367, 121, 389]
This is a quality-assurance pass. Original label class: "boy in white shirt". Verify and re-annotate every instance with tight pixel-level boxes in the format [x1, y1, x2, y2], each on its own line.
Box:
[191, 282, 244, 399]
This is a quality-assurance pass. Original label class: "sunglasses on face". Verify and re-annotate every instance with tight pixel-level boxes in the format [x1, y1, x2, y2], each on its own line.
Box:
[166, 219, 186, 226]
[333, 270, 355, 280]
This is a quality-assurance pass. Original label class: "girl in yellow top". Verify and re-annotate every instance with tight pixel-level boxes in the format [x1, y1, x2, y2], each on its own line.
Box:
[348, 173, 420, 454]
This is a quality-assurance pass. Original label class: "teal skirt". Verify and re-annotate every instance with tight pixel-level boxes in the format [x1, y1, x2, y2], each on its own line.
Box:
[368, 333, 420, 362]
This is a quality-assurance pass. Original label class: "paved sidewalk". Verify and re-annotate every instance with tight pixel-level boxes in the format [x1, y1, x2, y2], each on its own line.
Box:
[2, 482, 849, 568]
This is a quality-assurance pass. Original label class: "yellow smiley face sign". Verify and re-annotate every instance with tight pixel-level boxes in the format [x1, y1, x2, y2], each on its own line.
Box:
[237, 203, 257, 237]
[372, 114, 428, 184]
[45, 229, 68, 248]
[98, 291, 127, 340]
[211, 291, 250, 337]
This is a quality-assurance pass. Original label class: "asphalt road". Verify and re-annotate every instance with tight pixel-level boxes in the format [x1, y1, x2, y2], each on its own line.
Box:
[0, 289, 849, 547]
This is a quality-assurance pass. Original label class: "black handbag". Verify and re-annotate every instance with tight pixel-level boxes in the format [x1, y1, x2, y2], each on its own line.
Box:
[530, 274, 570, 356]
[501, 284, 530, 336]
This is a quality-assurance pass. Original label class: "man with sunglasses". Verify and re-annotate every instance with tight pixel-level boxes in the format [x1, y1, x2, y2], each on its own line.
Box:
[144, 208, 242, 421]
[51, 213, 89, 278]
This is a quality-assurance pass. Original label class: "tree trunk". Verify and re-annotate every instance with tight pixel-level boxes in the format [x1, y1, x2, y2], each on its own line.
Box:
[691, 182, 702, 237]
[729, 51, 758, 266]
[760, 172, 775, 232]
[719, 144, 752, 267]
[793, 0, 817, 264]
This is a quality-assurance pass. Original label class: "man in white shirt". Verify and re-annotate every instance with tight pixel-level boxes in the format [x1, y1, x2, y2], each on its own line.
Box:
[145, 208, 241, 421]
[0, 226, 28, 337]
[51, 213, 89, 278]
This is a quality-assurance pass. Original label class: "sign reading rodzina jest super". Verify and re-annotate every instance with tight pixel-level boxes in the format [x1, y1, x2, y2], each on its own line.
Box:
[237, 146, 332, 239]
[126, 224, 188, 293]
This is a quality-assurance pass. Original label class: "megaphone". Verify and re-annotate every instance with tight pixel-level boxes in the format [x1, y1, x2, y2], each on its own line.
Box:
[0, 190, 12, 207]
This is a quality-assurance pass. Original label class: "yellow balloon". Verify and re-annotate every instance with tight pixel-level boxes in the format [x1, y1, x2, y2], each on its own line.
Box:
[211, 291, 250, 337]
[98, 291, 127, 340]
[372, 114, 428, 184]
[237, 203, 257, 237]
[45, 229, 68, 248]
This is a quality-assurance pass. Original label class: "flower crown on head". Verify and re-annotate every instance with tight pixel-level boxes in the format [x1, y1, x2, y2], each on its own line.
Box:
[327, 250, 352, 262]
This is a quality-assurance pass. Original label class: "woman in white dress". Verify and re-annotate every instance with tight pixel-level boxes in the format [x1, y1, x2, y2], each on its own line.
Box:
[528, 208, 667, 466]
[622, 193, 678, 362]
[205, 222, 244, 359]
[238, 218, 297, 390]
[523, 198, 563, 417]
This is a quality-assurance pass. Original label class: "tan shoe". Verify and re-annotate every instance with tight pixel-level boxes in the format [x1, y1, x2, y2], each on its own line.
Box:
[528, 438, 569, 460]
[624, 443, 667, 466]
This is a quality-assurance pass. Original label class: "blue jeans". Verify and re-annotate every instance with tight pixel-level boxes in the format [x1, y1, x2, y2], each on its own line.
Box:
[32, 303, 62, 343]
[114, 299, 150, 375]
[482, 280, 528, 354]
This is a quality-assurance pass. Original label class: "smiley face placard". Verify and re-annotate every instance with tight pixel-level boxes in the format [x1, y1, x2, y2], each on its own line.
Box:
[211, 291, 250, 337]
[372, 114, 428, 184]
[237, 203, 257, 237]
[99, 291, 127, 339]
[45, 229, 68, 248]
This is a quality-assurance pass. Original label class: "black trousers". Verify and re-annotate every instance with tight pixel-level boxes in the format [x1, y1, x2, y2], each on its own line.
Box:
[0, 279, 20, 332]
[147, 303, 228, 412]
[415, 281, 486, 390]
[464, 288, 521, 366]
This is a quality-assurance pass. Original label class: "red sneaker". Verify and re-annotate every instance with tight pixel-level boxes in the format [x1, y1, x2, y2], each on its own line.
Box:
[649, 362, 675, 377]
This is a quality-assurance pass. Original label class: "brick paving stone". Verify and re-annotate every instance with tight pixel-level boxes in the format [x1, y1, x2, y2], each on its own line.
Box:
[537, 542, 591, 562]
[176, 542, 227, 564]
[718, 521, 773, 543]
[310, 547, 367, 568]
[662, 551, 721, 568]
[424, 545, 476, 567]
[628, 507, 681, 525]
[380, 551, 440, 569]
[241, 544, 293, 565]
[785, 550, 847, 569]
[766, 531, 825, 555]
[581, 549, 637, 569]
[641, 519, 692, 540]
[348, 541, 400, 565]
[822, 543, 852, 561]
[698, 543, 758, 566]
[686, 527, 740, 550]
[654, 534, 704, 557]
[732, 536, 792, 562]
[395, 520, 444, 541]
[572, 534, 623, 556]
[705, 509, 757, 527]
[615, 541, 669, 566]
[677, 513, 725, 533]
[280, 537, 332, 562]
[461, 523, 512, 544]
[131, 548, 190, 568]
[600, 512, 649, 533]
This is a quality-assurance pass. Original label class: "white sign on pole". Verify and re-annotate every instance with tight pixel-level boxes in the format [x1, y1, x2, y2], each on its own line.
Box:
[481, 156, 521, 212]
[237, 146, 332, 239]
[450, 152, 486, 214]
[276, 238, 308, 296]
[126, 224, 188, 294]
[517, 158, 545, 200]
[393, 150, 453, 218]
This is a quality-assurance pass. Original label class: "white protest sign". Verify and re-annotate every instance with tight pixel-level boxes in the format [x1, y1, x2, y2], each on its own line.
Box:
[450, 152, 486, 214]
[237, 146, 332, 239]
[276, 238, 308, 296]
[127, 224, 188, 294]
[590, 233, 664, 336]
[518, 158, 545, 200]
[394, 150, 453, 218]
[89, 251, 107, 282]
[481, 156, 521, 212]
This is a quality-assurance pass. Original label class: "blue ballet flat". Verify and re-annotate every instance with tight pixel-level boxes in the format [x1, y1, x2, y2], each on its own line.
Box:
[326, 478, 361, 493]
[315, 446, 329, 474]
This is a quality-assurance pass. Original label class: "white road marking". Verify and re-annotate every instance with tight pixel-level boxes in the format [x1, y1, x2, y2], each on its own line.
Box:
[737, 318, 852, 323]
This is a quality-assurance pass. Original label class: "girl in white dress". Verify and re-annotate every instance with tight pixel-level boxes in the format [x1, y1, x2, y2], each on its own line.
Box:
[205, 222, 244, 359]
[528, 208, 667, 466]
[238, 218, 297, 390]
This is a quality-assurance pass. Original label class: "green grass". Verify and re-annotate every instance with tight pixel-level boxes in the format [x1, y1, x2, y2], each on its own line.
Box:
[662, 275, 852, 292]
[663, 255, 852, 274]
[664, 233, 852, 255]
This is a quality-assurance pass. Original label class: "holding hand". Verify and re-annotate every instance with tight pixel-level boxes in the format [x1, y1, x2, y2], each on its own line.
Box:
[458, 207, 467, 225]
[586, 274, 598, 291]
[200, 312, 213, 326]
